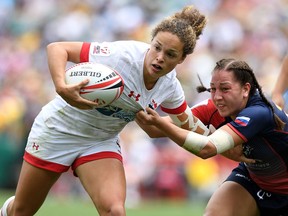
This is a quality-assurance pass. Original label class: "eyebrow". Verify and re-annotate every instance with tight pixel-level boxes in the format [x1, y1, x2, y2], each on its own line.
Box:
[210, 81, 232, 86]
[155, 40, 180, 54]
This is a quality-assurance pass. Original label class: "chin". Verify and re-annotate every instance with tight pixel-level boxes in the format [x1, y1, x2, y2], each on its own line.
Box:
[218, 111, 229, 118]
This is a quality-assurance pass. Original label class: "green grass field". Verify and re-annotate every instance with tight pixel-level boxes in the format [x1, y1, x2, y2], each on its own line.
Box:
[0, 190, 206, 215]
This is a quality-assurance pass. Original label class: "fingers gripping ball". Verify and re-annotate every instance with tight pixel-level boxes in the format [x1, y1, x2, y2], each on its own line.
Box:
[65, 62, 124, 107]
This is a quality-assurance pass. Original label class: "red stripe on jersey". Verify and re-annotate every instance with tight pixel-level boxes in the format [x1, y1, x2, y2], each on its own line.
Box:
[80, 42, 91, 62]
[72, 151, 123, 171]
[227, 123, 248, 142]
[23, 151, 70, 173]
[250, 172, 288, 194]
[160, 101, 187, 114]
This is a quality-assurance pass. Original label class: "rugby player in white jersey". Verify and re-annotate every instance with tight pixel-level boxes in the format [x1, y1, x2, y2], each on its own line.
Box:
[1, 5, 208, 216]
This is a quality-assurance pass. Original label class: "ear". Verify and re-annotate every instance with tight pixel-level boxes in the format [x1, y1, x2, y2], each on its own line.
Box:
[243, 83, 251, 97]
[178, 56, 186, 64]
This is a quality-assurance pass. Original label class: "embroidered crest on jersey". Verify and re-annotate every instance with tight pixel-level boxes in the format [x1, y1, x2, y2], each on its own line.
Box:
[148, 99, 158, 110]
[234, 116, 250, 126]
[92, 44, 111, 56]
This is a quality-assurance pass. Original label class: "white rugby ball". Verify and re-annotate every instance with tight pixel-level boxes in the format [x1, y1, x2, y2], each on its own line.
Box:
[65, 62, 124, 107]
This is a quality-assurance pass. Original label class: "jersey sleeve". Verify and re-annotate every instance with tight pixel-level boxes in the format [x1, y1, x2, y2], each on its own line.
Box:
[160, 78, 187, 114]
[191, 99, 225, 128]
[228, 106, 273, 142]
[192, 99, 213, 125]
[80, 42, 90, 62]
[79, 41, 118, 66]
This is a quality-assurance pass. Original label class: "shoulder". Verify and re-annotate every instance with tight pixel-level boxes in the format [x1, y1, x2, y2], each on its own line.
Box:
[241, 104, 272, 121]
[229, 104, 272, 133]
[86, 40, 149, 54]
[103, 40, 149, 51]
[192, 99, 225, 127]
[83, 40, 149, 66]
[117, 41, 150, 56]
[120, 40, 150, 48]
[192, 99, 215, 110]
[240, 94, 273, 122]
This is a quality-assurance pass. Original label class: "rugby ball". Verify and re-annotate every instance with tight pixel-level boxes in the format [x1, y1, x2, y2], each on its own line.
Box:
[65, 62, 124, 107]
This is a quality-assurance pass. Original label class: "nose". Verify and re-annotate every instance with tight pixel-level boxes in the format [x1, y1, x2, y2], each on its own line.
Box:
[156, 52, 164, 62]
[213, 90, 222, 100]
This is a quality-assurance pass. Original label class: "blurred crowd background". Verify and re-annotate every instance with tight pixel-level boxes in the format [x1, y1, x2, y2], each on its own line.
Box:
[1, 0, 288, 208]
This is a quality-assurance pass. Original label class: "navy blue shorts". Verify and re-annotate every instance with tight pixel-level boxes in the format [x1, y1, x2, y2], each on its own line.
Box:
[226, 163, 288, 216]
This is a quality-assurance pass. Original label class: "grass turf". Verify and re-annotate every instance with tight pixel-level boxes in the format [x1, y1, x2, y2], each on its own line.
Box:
[0, 190, 205, 216]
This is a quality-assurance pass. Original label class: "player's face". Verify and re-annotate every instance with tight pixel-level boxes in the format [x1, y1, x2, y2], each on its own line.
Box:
[210, 70, 250, 119]
[144, 31, 185, 88]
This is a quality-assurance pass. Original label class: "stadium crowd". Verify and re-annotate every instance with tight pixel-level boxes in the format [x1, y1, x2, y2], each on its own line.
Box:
[1, 0, 288, 207]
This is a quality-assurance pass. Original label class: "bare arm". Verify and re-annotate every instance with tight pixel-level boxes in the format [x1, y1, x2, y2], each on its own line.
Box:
[47, 42, 98, 109]
[272, 55, 288, 108]
[136, 107, 255, 162]
[168, 105, 210, 135]
[135, 116, 170, 138]
[136, 110, 210, 138]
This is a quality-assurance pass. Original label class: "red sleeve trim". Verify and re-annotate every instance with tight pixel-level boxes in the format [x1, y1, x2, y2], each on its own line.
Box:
[23, 151, 70, 173]
[160, 101, 187, 114]
[227, 123, 248, 142]
[80, 42, 91, 62]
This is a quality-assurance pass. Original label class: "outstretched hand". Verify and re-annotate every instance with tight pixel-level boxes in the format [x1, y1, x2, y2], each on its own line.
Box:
[57, 79, 99, 110]
[221, 145, 256, 164]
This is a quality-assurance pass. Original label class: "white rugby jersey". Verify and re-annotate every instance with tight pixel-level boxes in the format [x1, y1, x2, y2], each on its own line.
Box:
[40, 40, 187, 140]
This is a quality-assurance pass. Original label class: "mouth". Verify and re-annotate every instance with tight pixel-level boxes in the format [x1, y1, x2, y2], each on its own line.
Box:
[216, 104, 225, 110]
[152, 64, 162, 72]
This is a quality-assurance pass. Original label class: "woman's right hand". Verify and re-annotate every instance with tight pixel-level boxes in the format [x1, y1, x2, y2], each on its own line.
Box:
[47, 42, 98, 110]
[56, 79, 99, 110]
[221, 145, 255, 164]
[136, 107, 162, 126]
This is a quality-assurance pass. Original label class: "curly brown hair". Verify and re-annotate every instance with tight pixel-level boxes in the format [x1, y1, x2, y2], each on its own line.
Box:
[151, 5, 207, 57]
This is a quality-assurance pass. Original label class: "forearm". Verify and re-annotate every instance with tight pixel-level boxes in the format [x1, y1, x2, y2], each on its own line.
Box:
[169, 106, 210, 135]
[156, 120, 216, 158]
[272, 56, 288, 96]
[155, 118, 235, 159]
[138, 114, 210, 138]
[137, 108, 236, 159]
[47, 43, 68, 92]
[136, 118, 167, 138]
[155, 117, 189, 146]
[46, 42, 83, 92]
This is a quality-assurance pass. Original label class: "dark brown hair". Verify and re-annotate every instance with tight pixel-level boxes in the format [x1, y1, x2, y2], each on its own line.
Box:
[197, 58, 285, 129]
[151, 5, 207, 57]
